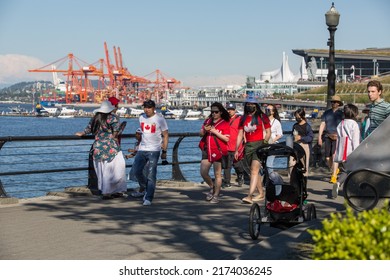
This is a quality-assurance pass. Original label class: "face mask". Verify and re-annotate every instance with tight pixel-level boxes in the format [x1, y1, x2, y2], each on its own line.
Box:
[246, 105, 256, 113]
[265, 109, 272, 116]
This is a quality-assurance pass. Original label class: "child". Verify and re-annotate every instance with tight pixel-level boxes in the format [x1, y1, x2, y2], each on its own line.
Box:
[331, 104, 360, 198]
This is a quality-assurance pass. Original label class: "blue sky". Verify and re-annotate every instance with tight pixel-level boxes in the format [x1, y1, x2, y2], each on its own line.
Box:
[0, 0, 389, 87]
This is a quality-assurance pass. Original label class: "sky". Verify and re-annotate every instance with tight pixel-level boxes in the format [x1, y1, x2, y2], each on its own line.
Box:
[0, 0, 389, 88]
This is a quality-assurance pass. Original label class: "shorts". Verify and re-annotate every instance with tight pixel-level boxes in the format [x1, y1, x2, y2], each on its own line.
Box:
[323, 135, 337, 158]
[244, 140, 265, 163]
[201, 149, 223, 163]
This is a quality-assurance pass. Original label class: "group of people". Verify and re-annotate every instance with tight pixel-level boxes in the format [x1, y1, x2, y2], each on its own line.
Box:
[75, 79, 389, 206]
[318, 80, 390, 198]
[76, 98, 168, 206]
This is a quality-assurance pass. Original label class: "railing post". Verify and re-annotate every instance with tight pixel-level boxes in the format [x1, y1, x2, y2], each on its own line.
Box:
[172, 136, 186, 181]
[0, 180, 8, 197]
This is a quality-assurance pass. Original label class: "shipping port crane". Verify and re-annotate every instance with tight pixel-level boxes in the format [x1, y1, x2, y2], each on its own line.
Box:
[28, 53, 103, 103]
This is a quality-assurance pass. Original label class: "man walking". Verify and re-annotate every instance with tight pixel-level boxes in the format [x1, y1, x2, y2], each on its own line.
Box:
[318, 95, 343, 183]
[223, 102, 244, 188]
[132, 99, 169, 206]
[365, 80, 390, 137]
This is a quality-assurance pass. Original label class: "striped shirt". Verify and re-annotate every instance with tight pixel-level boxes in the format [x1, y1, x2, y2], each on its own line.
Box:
[367, 99, 390, 136]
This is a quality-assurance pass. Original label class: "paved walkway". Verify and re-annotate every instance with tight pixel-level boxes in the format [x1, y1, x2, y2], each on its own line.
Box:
[0, 169, 345, 260]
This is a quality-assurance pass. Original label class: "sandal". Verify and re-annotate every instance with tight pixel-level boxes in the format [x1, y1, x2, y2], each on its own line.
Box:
[206, 192, 214, 201]
[252, 194, 265, 201]
[209, 196, 219, 204]
[242, 197, 253, 204]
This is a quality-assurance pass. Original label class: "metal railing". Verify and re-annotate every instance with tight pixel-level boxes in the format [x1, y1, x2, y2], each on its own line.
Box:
[0, 132, 200, 198]
[1, 129, 320, 199]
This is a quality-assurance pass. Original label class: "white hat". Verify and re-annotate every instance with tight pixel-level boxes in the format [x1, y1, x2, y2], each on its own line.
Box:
[93, 101, 116, 114]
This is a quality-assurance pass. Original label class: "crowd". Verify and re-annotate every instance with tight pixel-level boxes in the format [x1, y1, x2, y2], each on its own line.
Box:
[75, 80, 389, 205]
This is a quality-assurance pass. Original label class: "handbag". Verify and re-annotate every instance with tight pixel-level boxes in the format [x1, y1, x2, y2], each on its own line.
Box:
[326, 133, 338, 141]
[213, 135, 229, 169]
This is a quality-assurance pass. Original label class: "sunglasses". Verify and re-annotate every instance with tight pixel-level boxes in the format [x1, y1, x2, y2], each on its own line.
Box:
[211, 110, 220, 114]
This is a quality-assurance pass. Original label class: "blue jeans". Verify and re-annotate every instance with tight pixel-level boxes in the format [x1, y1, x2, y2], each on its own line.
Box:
[132, 150, 160, 202]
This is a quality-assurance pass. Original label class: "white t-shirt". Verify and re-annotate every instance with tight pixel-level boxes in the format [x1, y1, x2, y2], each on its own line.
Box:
[270, 118, 283, 143]
[139, 113, 168, 151]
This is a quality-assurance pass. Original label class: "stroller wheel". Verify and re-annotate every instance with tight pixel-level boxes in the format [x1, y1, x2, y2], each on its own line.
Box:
[249, 203, 261, 240]
[304, 204, 317, 221]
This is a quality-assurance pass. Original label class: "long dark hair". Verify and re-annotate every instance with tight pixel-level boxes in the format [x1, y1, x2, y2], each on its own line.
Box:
[208, 102, 230, 122]
[239, 102, 267, 127]
[294, 108, 306, 121]
[268, 104, 281, 122]
[91, 112, 109, 134]
[344, 103, 359, 120]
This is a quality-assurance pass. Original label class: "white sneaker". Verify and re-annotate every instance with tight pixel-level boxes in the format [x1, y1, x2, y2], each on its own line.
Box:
[332, 182, 340, 199]
[143, 199, 152, 206]
[130, 191, 145, 198]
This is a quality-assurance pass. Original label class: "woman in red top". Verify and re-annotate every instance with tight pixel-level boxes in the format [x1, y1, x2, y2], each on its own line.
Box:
[199, 102, 230, 204]
[235, 95, 271, 204]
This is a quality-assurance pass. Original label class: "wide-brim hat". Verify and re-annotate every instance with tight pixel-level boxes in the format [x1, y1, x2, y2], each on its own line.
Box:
[93, 100, 116, 114]
[245, 96, 257, 103]
[329, 95, 343, 105]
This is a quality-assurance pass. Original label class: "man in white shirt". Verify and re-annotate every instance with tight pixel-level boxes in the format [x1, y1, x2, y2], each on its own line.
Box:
[132, 99, 169, 206]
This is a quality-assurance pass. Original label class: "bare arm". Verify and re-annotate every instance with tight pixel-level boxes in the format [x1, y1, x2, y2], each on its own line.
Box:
[234, 129, 244, 160]
[318, 121, 325, 145]
[210, 126, 229, 143]
[161, 130, 169, 151]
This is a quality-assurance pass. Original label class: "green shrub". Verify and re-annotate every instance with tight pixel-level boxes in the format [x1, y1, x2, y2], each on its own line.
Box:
[308, 202, 390, 260]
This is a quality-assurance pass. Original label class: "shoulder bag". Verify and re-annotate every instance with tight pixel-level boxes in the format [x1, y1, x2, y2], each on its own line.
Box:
[213, 135, 229, 169]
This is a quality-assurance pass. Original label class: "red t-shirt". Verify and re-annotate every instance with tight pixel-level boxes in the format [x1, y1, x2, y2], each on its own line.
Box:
[201, 118, 230, 162]
[239, 114, 271, 142]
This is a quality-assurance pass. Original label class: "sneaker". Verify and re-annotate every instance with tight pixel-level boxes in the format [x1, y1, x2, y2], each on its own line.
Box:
[237, 176, 244, 187]
[143, 199, 152, 206]
[130, 191, 145, 198]
[332, 182, 340, 199]
[222, 183, 231, 189]
[329, 175, 337, 184]
[209, 196, 219, 204]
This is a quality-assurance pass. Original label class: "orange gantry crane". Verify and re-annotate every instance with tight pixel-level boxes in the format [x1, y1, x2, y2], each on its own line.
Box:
[143, 69, 181, 103]
[104, 42, 150, 95]
[28, 53, 104, 103]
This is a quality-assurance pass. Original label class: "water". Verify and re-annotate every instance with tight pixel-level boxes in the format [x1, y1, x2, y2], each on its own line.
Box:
[0, 103, 296, 198]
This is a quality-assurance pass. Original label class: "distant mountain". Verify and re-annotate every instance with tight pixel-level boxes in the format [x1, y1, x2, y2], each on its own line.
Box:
[0, 81, 53, 102]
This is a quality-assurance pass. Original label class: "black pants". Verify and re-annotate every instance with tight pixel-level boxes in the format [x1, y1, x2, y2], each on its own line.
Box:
[223, 151, 244, 184]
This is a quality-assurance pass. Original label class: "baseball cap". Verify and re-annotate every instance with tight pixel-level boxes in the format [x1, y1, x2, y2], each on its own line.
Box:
[143, 99, 156, 108]
[226, 103, 236, 110]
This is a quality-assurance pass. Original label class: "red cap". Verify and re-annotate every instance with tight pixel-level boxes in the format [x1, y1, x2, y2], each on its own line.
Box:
[108, 97, 120, 106]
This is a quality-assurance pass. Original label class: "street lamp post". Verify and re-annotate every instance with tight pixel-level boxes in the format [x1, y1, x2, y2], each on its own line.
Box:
[373, 59, 377, 76]
[325, 2, 340, 109]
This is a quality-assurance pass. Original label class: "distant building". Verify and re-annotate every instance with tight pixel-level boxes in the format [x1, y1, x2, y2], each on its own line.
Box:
[292, 48, 390, 82]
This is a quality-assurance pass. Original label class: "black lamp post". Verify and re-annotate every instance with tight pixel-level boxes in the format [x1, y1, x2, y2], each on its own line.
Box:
[325, 2, 340, 109]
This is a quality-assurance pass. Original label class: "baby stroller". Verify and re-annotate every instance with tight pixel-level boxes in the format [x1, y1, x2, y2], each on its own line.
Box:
[248, 142, 317, 240]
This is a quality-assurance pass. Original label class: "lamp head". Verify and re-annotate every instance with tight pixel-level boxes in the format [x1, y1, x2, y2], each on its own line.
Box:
[325, 2, 340, 28]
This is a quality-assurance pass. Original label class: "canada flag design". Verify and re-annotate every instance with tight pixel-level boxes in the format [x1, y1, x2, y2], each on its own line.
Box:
[141, 122, 156, 133]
